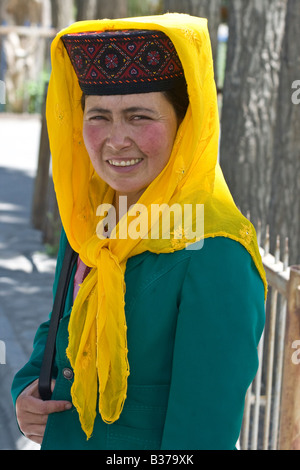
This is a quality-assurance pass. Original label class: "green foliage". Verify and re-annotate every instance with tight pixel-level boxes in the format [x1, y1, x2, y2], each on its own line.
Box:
[44, 211, 62, 257]
[4, 68, 50, 114]
[128, 0, 162, 16]
[26, 70, 50, 114]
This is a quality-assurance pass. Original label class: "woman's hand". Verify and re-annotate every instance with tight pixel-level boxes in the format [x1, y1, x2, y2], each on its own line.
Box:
[16, 379, 72, 445]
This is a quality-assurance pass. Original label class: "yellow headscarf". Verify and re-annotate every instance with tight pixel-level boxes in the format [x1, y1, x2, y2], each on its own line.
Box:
[46, 13, 267, 439]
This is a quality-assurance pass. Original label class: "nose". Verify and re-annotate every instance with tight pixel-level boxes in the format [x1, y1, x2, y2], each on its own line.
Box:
[106, 121, 132, 152]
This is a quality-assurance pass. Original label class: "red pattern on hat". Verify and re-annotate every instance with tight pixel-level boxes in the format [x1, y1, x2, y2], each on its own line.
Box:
[62, 30, 185, 95]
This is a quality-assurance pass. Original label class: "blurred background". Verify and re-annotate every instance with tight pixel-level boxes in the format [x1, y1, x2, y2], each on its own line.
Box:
[0, 0, 299, 451]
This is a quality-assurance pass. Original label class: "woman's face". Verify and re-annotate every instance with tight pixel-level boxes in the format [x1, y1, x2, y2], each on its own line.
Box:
[82, 92, 178, 204]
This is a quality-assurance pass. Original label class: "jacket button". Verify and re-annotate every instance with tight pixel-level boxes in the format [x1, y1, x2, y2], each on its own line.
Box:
[62, 368, 74, 380]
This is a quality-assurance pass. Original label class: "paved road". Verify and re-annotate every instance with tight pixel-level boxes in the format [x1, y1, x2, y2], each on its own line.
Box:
[0, 114, 57, 450]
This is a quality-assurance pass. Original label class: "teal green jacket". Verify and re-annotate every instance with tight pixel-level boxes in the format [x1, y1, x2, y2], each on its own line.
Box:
[11, 231, 265, 450]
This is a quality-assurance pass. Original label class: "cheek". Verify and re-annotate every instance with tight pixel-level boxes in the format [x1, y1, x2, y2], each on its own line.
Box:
[83, 124, 104, 155]
[139, 124, 175, 162]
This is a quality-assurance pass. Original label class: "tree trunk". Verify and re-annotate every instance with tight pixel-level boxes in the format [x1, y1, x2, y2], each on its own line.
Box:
[219, 0, 286, 239]
[76, 0, 129, 21]
[96, 0, 128, 19]
[51, 0, 74, 29]
[76, 0, 97, 21]
[163, 0, 221, 73]
[268, 0, 300, 265]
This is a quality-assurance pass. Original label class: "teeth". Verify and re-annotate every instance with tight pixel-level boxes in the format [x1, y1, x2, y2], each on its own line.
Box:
[108, 159, 142, 167]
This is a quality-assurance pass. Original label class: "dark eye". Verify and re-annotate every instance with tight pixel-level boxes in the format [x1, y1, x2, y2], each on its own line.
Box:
[131, 115, 152, 121]
[90, 115, 108, 121]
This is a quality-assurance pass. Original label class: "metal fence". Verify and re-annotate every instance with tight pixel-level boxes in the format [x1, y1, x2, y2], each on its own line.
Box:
[240, 226, 300, 450]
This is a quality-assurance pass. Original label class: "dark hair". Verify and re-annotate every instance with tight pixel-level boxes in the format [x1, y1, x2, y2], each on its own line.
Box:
[80, 82, 189, 123]
[163, 81, 189, 123]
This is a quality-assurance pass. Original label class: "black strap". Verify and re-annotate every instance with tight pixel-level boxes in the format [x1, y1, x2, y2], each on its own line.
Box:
[38, 239, 78, 400]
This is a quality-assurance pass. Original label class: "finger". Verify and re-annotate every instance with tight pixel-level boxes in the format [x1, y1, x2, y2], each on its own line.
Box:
[29, 379, 56, 399]
[39, 399, 72, 415]
[17, 389, 72, 414]
[21, 395, 72, 415]
[18, 410, 49, 425]
[24, 378, 56, 400]
[51, 379, 56, 393]
[21, 379, 39, 398]
[25, 434, 44, 445]
[23, 424, 46, 439]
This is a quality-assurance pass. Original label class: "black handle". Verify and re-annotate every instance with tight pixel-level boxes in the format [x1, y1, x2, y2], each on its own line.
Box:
[38, 241, 78, 400]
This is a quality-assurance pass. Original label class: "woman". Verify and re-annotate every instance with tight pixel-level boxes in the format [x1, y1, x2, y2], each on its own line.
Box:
[12, 14, 266, 450]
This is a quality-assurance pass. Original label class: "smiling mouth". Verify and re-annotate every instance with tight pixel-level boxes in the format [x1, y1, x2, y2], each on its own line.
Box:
[107, 158, 143, 167]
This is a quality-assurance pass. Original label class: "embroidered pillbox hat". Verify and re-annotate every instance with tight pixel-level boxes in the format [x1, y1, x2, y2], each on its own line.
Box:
[62, 29, 185, 95]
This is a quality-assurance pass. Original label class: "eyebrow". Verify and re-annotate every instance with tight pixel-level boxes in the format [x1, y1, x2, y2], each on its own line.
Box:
[86, 106, 158, 116]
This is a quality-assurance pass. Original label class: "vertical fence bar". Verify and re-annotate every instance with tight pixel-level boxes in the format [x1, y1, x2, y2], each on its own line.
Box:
[241, 384, 252, 449]
[278, 266, 300, 449]
[271, 295, 287, 449]
[250, 331, 264, 449]
[263, 287, 278, 449]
